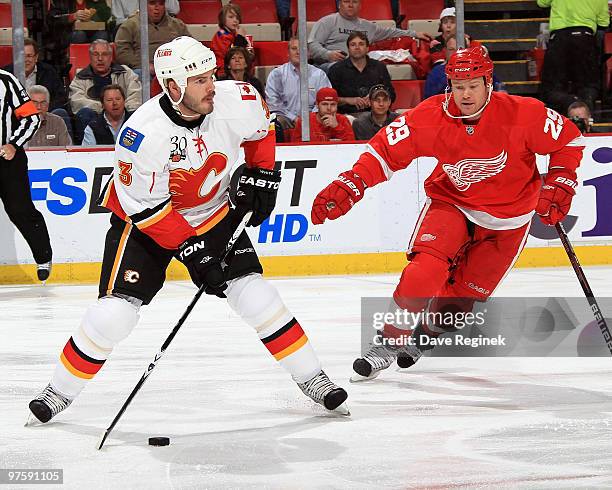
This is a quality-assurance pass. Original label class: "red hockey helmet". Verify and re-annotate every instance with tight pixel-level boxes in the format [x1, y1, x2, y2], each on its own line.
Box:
[445, 46, 494, 85]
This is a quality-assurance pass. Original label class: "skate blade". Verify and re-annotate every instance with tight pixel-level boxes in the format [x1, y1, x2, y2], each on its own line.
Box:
[332, 402, 350, 416]
[349, 371, 381, 383]
[24, 412, 41, 427]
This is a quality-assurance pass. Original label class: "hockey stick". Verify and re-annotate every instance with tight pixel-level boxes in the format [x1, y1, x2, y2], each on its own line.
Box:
[97, 211, 252, 450]
[555, 221, 612, 355]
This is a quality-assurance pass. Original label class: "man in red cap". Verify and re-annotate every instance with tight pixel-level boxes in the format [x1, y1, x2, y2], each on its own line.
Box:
[290, 87, 355, 142]
[311, 46, 585, 381]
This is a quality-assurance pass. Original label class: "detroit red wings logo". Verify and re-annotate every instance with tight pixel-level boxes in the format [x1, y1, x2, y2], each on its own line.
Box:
[442, 151, 507, 192]
[169, 152, 228, 211]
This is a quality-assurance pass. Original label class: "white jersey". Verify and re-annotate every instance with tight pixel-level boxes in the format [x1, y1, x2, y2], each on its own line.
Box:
[101, 80, 274, 249]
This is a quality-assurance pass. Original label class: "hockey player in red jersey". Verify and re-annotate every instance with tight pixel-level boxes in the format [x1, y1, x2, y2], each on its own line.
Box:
[28, 36, 348, 423]
[311, 46, 584, 380]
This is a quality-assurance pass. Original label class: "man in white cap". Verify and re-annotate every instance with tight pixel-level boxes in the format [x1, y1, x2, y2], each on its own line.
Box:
[28, 36, 349, 425]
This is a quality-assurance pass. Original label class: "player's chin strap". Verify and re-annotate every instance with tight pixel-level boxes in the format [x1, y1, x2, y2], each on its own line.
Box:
[442, 82, 493, 120]
[164, 79, 206, 120]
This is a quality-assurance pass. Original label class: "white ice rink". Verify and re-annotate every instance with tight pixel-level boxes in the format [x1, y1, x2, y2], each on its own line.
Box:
[1, 267, 612, 489]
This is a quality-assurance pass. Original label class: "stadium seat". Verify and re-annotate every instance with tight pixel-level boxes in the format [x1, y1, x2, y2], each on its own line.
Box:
[290, 0, 336, 21]
[254, 41, 288, 66]
[0, 45, 11, 66]
[0, 3, 27, 28]
[228, 0, 281, 40]
[390, 80, 425, 111]
[252, 41, 288, 88]
[605, 32, 612, 55]
[399, 0, 443, 29]
[231, 0, 278, 23]
[176, 0, 222, 24]
[407, 19, 440, 39]
[0, 28, 29, 46]
[188, 25, 219, 43]
[386, 64, 416, 81]
[360, 0, 392, 21]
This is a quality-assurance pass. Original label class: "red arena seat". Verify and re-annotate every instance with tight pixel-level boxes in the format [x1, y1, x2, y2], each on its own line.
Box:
[399, 0, 443, 29]
[176, 0, 222, 25]
[254, 41, 288, 66]
[231, 0, 279, 23]
[290, 0, 336, 22]
[360, 1, 392, 21]
[0, 45, 12, 66]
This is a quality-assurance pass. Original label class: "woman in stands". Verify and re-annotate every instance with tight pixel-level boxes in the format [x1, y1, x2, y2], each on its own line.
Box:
[219, 46, 265, 98]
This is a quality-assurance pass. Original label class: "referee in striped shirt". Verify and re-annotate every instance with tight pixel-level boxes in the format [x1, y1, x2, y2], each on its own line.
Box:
[0, 69, 53, 281]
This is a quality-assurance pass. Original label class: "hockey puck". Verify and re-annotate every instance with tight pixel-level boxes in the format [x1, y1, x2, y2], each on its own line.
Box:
[148, 436, 170, 446]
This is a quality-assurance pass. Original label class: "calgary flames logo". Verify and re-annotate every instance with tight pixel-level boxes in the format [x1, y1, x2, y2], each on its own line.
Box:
[169, 152, 228, 211]
[442, 151, 507, 192]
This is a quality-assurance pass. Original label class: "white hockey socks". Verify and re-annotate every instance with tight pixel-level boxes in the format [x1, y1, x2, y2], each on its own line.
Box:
[226, 274, 321, 383]
[51, 295, 140, 399]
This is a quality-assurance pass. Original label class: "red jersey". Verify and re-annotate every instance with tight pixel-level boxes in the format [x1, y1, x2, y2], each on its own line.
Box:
[211, 28, 236, 77]
[291, 112, 355, 143]
[353, 92, 584, 229]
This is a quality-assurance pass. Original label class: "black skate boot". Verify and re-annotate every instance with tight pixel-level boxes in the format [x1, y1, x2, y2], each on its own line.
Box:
[37, 261, 52, 282]
[397, 323, 436, 368]
[27, 384, 72, 425]
[297, 370, 349, 415]
[351, 331, 402, 382]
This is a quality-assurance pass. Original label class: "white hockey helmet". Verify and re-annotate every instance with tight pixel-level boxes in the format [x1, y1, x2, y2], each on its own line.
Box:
[154, 36, 217, 105]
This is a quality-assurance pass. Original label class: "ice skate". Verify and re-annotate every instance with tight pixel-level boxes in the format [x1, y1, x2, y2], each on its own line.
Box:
[37, 261, 52, 283]
[26, 384, 72, 425]
[351, 340, 399, 382]
[397, 324, 436, 369]
[396, 344, 424, 369]
[297, 370, 350, 415]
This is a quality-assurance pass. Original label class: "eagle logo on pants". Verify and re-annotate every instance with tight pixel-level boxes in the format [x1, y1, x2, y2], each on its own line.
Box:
[442, 151, 507, 191]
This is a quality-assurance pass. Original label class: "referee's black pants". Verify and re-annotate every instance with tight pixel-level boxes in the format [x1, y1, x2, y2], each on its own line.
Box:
[0, 149, 52, 264]
[540, 26, 600, 114]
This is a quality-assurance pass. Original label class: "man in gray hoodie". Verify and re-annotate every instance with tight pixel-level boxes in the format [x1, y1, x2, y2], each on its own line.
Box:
[308, 0, 431, 71]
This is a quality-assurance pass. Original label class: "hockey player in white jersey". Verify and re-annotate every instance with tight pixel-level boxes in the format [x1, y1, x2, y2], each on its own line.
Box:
[29, 36, 348, 423]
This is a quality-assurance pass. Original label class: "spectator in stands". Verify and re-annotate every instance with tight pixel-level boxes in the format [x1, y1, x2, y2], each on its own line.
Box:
[112, 0, 179, 28]
[538, 0, 609, 114]
[3, 38, 71, 135]
[82, 85, 133, 146]
[291, 87, 355, 142]
[266, 37, 332, 133]
[71, 0, 112, 43]
[69, 39, 142, 143]
[567, 100, 595, 133]
[424, 38, 505, 98]
[429, 7, 476, 66]
[352, 84, 399, 141]
[328, 32, 395, 115]
[211, 4, 252, 77]
[219, 47, 265, 98]
[26, 86, 72, 147]
[308, 0, 432, 72]
[115, 0, 190, 79]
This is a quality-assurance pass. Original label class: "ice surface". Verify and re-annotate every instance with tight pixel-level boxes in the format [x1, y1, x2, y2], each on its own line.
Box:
[1, 267, 611, 489]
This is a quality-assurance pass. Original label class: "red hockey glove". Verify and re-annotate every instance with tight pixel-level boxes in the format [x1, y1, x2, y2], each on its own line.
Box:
[535, 169, 577, 226]
[311, 171, 366, 225]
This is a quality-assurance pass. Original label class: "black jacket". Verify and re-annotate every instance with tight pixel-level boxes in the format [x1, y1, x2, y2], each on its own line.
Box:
[88, 110, 133, 145]
[4, 62, 68, 112]
[328, 56, 396, 114]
